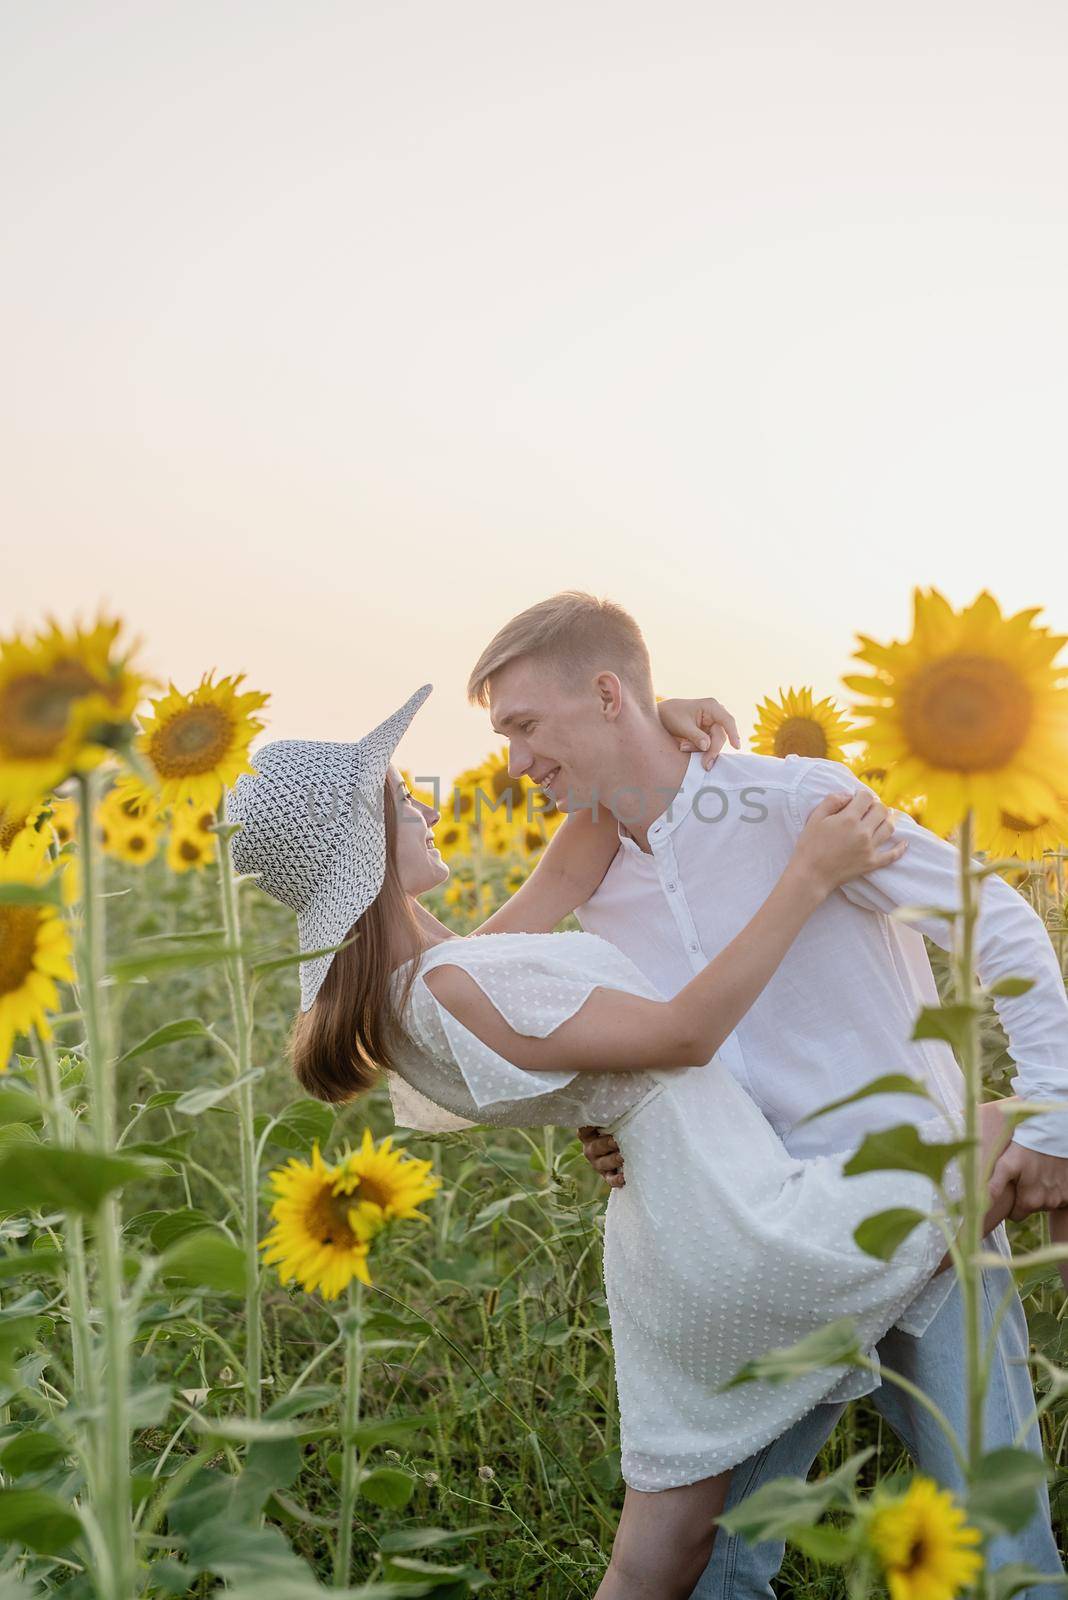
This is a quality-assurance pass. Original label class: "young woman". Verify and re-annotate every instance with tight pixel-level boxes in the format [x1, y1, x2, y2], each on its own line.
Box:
[227, 684, 1019, 1600]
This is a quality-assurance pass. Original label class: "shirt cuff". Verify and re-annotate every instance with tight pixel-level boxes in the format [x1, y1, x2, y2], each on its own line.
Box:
[1007, 1108, 1068, 1160]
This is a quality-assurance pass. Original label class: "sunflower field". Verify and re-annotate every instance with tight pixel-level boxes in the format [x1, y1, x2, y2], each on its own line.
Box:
[0, 590, 1066, 1598]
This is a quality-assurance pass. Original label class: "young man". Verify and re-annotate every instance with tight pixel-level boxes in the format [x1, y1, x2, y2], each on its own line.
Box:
[463, 590, 1067, 1598]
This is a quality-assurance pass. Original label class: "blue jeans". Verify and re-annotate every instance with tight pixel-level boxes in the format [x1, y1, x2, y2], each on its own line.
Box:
[690, 1254, 1065, 1598]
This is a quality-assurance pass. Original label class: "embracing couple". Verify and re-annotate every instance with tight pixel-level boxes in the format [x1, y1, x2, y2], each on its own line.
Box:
[227, 591, 1068, 1598]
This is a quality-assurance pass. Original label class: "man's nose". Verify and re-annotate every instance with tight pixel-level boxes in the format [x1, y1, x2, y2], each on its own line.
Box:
[507, 742, 532, 779]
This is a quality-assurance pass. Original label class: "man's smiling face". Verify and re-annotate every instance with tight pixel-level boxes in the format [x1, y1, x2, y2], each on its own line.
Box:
[486, 656, 617, 813]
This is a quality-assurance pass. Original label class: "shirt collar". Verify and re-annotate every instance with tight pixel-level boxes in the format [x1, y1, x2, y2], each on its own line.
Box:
[615, 750, 713, 850]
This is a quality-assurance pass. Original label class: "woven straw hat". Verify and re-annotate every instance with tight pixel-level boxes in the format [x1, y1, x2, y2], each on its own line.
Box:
[224, 682, 433, 1011]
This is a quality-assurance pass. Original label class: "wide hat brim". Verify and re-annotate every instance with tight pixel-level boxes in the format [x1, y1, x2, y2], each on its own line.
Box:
[294, 682, 433, 1010]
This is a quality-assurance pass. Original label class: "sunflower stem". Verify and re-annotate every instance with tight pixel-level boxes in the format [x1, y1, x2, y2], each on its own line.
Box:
[32, 1024, 97, 1452]
[214, 800, 263, 1419]
[75, 768, 135, 1600]
[333, 1277, 365, 1588]
[954, 807, 989, 1590]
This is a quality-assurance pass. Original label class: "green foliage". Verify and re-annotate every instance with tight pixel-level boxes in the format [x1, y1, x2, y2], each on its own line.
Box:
[1, 855, 1064, 1596]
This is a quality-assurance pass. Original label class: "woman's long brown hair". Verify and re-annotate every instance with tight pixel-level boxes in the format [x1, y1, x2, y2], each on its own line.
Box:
[287, 777, 425, 1103]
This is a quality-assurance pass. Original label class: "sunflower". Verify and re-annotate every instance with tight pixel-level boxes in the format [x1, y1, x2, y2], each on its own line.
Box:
[44, 795, 78, 848]
[330, 1127, 440, 1247]
[0, 827, 76, 1069]
[471, 747, 529, 827]
[0, 614, 149, 813]
[165, 801, 217, 873]
[506, 864, 527, 892]
[444, 764, 484, 823]
[166, 828, 214, 873]
[845, 589, 1068, 837]
[260, 1135, 440, 1299]
[752, 687, 855, 761]
[848, 758, 930, 830]
[433, 815, 473, 860]
[0, 800, 42, 852]
[135, 671, 269, 809]
[106, 770, 161, 820]
[107, 822, 161, 866]
[978, 799, 1068, 864]
[865, 1477, 982, 1600]
[96, 778, 163, 866]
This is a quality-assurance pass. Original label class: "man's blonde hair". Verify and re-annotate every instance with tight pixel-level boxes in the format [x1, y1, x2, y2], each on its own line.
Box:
[466, 590, 656, 712]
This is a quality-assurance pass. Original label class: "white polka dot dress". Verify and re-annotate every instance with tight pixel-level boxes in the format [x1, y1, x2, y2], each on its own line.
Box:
[393, 930, 965, 1493]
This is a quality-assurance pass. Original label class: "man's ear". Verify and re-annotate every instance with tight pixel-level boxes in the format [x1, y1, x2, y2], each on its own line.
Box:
[593, 671, 623, 721]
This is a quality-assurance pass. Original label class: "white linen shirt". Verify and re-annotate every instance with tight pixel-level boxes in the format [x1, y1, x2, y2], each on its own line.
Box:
[573, 750, 1068, 1160]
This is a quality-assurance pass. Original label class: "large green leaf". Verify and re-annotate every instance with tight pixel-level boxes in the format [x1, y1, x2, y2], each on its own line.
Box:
[380, 1555, 492, 1591]
[795, 1074, 932, 1127]
[0, 1431, 69, 1477]
[0, 1488, 82, 1555]
[376, 1523, 496, 1555]
[118, 1018, 211, 1063]
[174, 1069, 264, 1116]
[108, 941, 244, 982]
[262, 1098, 336, 1155]
[986, 1563, 1068, 1599]
[263, 1385, 339, 1422]
[346, 1412, 428, 1451]
[853, 1207, 929, 1261]
[987, 976, 1036, 999]
[720, 1319, 862, 1390]
[0, 1146, 164, 1214]
[842, 1124, 971, 1184]
[189, 1414, 308, 1443]
[356, 1465, 416, 1509]
[0, 882, 63, 908]
[716, 1448, 875, 1543]
[0, 1090, 43, 1130]
[150, 1207, 221, 1251]
[911, 1002, 981, 1051]
[250, 935, 359, 981]
[968, 1447, 1048, 1535]
[0, 1125, 39, 1151]
[159, 1229, 247, 1295]
[0, 1248, 63, 1281]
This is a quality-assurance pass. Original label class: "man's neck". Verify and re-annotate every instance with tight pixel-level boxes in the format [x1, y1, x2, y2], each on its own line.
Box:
[601, 743, 690, 854]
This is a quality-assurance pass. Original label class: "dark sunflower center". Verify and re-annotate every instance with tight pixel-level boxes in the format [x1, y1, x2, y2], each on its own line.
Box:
[900, 655, 1032, 771]
[346, 1174, 390, 1209]
[488, 767, 523, 810]
[306, 1187, 359, 1249]
[773, 718, 829, 758]
[0, 809, 25, 851]
[149, 704, 232, 776]
[0, 664, 101, 758]
[0, 906, 39, 996]
[126, 833, 148, 854]
[178, 838, 202, 862]
[905, 1535, 927, 1571]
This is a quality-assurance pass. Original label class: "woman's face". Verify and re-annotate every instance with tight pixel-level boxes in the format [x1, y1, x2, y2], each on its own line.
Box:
[388, 767, 450, 895]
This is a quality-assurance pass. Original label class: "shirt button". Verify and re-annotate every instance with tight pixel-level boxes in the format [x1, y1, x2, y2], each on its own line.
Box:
[666, 881, 677, 892]
[689, 941, 699, 953]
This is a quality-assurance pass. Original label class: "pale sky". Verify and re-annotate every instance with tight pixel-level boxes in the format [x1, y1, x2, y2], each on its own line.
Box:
[3, 0, 1066, 785]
